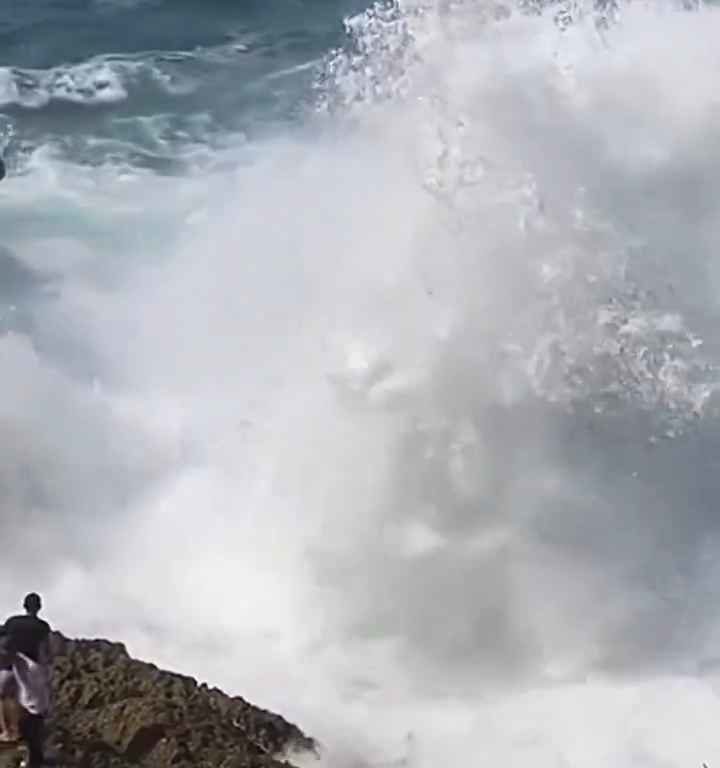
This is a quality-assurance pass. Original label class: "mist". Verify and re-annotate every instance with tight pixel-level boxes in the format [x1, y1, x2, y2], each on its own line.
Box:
[2, 2, 720, 766]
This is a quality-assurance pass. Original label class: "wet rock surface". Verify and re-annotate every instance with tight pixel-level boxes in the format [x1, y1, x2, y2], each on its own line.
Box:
[3, 634, 315, 768]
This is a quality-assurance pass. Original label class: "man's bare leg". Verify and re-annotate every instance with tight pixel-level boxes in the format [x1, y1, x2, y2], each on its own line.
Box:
[4, 698, 20, 742]
[0, 698, 21, 742]
[0, 697, 8, 741]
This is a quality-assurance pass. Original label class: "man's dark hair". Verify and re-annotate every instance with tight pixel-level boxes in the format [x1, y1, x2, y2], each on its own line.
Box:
[23, 593, 42, 615]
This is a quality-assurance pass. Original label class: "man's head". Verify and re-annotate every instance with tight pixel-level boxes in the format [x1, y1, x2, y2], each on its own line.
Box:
[23, 593, 42, 616]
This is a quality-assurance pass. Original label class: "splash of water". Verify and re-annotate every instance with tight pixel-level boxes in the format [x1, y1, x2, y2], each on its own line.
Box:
[3, 2, 720, 767]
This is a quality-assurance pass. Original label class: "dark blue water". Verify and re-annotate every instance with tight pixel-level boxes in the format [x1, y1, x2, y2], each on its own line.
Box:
[0, 0, 367, 170]
[3, 4, 720, 764]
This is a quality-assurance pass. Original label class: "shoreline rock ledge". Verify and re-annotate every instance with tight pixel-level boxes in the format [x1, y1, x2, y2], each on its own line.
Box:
[14, 633, 316, 768]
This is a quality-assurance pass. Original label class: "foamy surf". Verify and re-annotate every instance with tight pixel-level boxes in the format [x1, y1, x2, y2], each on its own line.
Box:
[2, 2, 720, 767]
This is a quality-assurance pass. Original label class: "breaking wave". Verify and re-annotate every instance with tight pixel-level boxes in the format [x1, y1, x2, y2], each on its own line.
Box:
[3, 2, 720, 767]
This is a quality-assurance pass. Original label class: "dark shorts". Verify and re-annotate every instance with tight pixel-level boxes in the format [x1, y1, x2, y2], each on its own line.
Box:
[0, 669, 13, 697]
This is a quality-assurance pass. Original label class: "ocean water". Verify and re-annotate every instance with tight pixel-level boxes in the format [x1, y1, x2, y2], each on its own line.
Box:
[3, 1, 720, 766]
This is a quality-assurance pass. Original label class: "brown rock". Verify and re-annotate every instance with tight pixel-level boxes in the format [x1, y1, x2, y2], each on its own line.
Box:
[39, 634, 316, 768]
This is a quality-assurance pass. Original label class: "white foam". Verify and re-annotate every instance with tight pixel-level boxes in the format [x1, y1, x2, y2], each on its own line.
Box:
[0, 62, 125, 108]
[2, 3, 720, 767]
[0, 50, 203, 109]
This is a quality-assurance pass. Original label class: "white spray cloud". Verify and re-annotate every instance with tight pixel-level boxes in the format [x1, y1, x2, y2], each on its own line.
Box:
[2, 2, 720, 766]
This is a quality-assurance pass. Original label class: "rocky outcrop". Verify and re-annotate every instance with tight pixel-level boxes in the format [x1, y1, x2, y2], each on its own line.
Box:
[4, 634, 316, 768]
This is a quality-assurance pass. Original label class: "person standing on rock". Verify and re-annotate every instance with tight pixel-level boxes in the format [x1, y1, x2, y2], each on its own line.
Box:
[1, 595, 51, 664]
[0, 594, 52, 767]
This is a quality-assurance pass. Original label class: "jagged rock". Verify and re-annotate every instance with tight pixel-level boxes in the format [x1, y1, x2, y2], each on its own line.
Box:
[2, 634, 316, 768]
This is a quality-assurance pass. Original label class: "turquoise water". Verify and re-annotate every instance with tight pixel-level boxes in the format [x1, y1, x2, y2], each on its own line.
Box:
[0, 0, 366, 168]
[3, 3, 720, 766]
